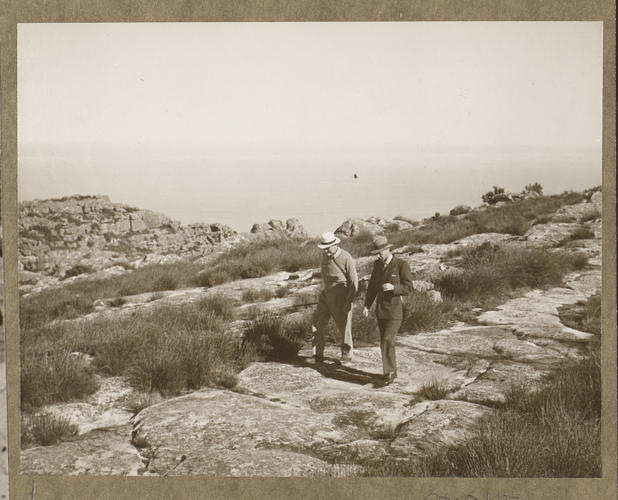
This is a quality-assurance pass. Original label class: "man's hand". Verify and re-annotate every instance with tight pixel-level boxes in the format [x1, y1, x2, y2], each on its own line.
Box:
[362, 306, 369, 318]
[382, 283, 394, 292]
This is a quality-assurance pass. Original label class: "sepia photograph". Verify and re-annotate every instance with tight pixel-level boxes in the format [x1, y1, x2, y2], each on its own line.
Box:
[5, 13, 614, 499]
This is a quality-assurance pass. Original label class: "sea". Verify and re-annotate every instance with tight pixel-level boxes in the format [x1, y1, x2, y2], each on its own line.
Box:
[18, 146, 601, 237]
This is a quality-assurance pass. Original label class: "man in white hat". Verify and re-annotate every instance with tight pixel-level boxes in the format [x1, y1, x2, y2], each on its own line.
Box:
[312, 231, 358, 363]
[362, 235, 413, 385]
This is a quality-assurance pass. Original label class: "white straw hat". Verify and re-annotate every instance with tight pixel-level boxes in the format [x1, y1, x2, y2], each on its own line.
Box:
[317, 231, 341, 249]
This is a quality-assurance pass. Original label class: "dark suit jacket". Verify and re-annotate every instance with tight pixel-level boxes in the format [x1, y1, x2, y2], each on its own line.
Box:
[364, 255, 414, 320]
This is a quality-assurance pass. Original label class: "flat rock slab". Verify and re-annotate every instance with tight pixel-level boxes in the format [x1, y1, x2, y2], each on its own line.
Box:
[20, 425, 141, 475]
[390, 400, 492, 457]
[44, 376, 134, 434]
[131, 378, 493, 476]
[132, 389, 353, 476]
[479, 290, 594, 342]
[524, 223, 582, 246]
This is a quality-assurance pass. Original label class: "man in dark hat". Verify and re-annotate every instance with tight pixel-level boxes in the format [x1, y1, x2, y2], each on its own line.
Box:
[312, 231, 358, 364]
[362, 235, 414, 385]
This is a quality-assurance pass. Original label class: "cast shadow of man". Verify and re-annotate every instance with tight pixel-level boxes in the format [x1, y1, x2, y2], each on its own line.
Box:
[289, 355, 382, 386]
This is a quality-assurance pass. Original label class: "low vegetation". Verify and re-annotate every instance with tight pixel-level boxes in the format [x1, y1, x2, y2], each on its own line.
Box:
[387, 191, 585, 248]
[359, 293, 601, 477]
[242, 287, 276, 303]
[558, 292, 601, 336]
[20, 294, 243, 413]
[434, 242, 587, 302]
[414, 377, 450, 401]
[22, 413, 79, 448]
[401, 291, 451, 333]
[556, 226, 596, 247]
[242, 310, 305, 362]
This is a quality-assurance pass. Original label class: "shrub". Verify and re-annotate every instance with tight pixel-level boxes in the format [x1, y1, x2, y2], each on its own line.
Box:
[242, 311, 303, 361]
[175, 330, 245, 390]
[523, 182, 543, 195]
[127, 332, 185, 395]
[22, 412, 79, 448]
[240, 265, 267, 279]
[91, 323, 144, 376]
[198, 293, 236, 321]
[196, 269, 233, 288]
[20, 348, 99, 411]
[481, 186, 505, 204]
[401, 291, 447, 333]
[434, 245, 588, 301]
[459, 241, 500, 268]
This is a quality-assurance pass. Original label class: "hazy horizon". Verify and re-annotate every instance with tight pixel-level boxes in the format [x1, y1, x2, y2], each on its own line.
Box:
[18, 22, 602, 236]
[19, 144, 600, 236]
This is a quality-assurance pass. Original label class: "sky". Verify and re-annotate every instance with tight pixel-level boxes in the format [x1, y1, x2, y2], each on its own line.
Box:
[17, 22, 603, 235]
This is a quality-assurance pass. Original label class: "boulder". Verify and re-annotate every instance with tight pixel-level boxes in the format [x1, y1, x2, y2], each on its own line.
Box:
[250, 219, 308, 239]
[449, 205, 472, 216]
[335, 218, 383, 237]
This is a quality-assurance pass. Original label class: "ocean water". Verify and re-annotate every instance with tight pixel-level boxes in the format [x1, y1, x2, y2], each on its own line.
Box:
[19, 147, 601, 237]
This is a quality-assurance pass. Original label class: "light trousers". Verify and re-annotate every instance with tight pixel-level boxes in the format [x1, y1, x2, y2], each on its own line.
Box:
[312, 285, 353, 356]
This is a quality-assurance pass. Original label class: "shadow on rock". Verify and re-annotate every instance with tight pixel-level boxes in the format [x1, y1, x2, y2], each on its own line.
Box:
[290, 355, 382, 386]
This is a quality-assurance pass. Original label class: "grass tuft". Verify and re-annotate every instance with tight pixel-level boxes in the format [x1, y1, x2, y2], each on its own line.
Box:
[22, 412, 79, 448]
[415, 377, 450, 401]
[242, 311, 304, 362]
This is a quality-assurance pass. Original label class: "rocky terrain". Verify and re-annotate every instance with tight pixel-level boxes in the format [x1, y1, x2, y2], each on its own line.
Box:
[18, 195, 306, 293]
[19, 191, 602, 476]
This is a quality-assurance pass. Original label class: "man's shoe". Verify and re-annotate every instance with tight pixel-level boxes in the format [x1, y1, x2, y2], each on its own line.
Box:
[382, 372, 397, 385]
[312, 355, 324, 364]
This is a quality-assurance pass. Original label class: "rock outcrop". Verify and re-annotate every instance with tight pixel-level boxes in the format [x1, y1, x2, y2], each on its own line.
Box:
[335, 216, 415, 238]
[250, 218, 307, 239]
[19, 196, 238, 274]
[18, 196, 309, 292]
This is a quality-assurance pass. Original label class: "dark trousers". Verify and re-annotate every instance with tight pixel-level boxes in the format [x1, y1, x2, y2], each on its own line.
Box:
[377, 318, 401, 376]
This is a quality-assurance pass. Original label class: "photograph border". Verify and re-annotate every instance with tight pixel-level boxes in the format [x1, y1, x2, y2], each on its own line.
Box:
[1, 1, 616, 499]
